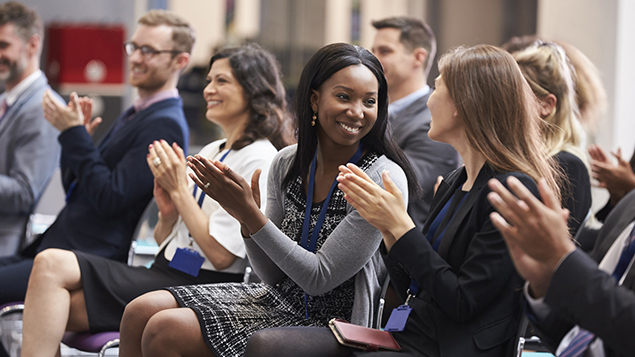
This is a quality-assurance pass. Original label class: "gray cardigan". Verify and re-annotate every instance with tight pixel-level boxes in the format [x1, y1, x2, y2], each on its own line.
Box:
[244, 145, 408, 327]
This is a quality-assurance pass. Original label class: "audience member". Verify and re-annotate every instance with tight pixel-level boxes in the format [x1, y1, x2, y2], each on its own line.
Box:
[487, 176, 635, 357]
[511, 41, 592, 236]
[246, 44, 561, 357]
[19, 44, 292, 357]
[502, 35, 607, 133]
[371, 16, 459, 229]
[589, 144, 635, 222]
[0, 9, 191, 307]
[117, 42, 419, 357]
[0, 2, 60, 256]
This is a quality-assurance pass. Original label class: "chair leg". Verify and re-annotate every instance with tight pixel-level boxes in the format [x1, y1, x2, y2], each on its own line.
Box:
[98, 339, 120, 357]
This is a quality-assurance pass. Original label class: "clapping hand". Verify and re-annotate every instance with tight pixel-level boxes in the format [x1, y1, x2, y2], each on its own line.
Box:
[487, 177, 575, 298]
[187, 155, 266, 235]
[337, 163, 414, 250]
[589, 144, 635, 205]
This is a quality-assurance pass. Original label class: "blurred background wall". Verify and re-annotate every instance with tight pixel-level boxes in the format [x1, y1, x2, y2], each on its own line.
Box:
[2, 0, 634, 207]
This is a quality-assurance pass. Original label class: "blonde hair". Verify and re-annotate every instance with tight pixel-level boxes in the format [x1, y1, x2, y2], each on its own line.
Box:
[138, 10, 195, 54]
[512, 42, 588, 166]
[438, 44, 561, 200]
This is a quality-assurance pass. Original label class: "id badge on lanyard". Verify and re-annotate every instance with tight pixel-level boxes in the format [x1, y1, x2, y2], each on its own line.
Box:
[383, 281, 417, 332]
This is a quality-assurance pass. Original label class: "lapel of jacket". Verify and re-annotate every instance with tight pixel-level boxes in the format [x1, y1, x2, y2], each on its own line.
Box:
[421, 166, 466, 236]
[436, 164, 496, 258]
[0, 75, 47, 136]
[390, 91, 431, 128]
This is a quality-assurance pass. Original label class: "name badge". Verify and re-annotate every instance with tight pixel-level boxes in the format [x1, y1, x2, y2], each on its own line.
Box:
[169, 247, 204, 277]
[383, 305, 412, 332]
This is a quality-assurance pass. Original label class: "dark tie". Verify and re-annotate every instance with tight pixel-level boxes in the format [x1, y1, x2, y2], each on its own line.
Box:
[559, 224, 635, 357]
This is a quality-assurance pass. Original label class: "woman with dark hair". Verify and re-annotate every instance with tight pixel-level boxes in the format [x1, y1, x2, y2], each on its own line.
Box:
[19, 43, 291, 357]
[117, 42, 419, 357]
[245, 44, 562, 357]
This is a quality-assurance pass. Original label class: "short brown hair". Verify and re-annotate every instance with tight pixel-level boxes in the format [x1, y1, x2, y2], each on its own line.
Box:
[372, 16, 436, 75]
[138, 10, 195, 54]
[0, 1, 43, 42]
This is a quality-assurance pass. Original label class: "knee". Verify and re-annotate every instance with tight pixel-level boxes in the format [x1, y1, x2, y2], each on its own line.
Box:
[31, 249, 75, 280]
[122, 291, 178, 330]
[244, 328, 285, 357]
[140, 310, 182, 354]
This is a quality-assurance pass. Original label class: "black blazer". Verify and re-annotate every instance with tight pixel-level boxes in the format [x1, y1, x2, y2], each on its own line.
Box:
[534, 189, 635, 357]
[29, 97, 189, 262]
[383, 165, 537, 356]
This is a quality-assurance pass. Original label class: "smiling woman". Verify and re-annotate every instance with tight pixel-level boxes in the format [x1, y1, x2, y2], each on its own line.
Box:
[118, 42, 419, 357]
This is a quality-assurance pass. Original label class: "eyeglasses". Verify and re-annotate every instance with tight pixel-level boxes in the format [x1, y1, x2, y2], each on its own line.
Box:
[124, 42, 181, 59]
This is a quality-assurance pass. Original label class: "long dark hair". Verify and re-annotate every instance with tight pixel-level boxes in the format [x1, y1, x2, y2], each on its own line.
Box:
[210, 44, 294, 150]
[283, 43, 420, 198]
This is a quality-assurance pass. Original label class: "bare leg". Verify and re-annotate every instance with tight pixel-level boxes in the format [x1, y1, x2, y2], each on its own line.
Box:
[21, 249, 88, 357]
[119, 290, 181, 357]
[141, 308, 215, 357]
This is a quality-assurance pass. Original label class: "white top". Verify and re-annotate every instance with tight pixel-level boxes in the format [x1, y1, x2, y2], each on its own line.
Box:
[3, 70, 44, 106]
[159, 138, 278, 274]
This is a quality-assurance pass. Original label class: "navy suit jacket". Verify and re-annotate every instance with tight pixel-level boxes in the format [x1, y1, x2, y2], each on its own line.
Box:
[533, 189, 635, 357]
[30, 97, 188, 262]
[389, 92, 459, 230]
[0, 75, 61, 255]
[383, 165, 536, 356]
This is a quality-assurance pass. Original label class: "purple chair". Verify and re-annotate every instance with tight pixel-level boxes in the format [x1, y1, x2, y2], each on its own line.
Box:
[1, 302, 120, 357]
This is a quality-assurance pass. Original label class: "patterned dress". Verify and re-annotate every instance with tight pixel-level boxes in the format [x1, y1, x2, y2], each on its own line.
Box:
[167, 152, 379, 357]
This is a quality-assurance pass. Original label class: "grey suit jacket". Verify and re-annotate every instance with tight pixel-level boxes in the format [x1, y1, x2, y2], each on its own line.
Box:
[534, 189, 635, 357]
[390, 91, 460, 229]
[0, 75, 61, 256]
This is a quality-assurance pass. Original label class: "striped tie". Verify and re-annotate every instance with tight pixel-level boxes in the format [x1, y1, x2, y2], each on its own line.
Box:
[559, 329, 595, 357]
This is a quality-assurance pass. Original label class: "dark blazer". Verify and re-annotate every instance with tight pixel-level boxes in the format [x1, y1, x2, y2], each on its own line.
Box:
[383, 165, 536, 356]
[554, 151, 592, 237]
[31, 97, 189, 262]
[533, 189, 635, 357]
[389, 92, 459, 230]
[0, 75, 61, 255]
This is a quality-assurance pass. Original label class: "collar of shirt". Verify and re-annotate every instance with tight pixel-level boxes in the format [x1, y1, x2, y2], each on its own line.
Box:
[388, 85, 430, 116]
[4, 70, 44, 106]
[133, 88, 179, 113]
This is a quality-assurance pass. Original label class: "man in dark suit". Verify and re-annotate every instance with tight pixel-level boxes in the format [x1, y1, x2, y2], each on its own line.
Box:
[0, 9, 193, 306]
[371, 17, 459, 229]
[488, 176, 635, 357]
[0, 2, 61, 257]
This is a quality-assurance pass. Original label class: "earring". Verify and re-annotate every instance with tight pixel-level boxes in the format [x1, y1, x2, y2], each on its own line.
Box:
[311, 112, 317, 126]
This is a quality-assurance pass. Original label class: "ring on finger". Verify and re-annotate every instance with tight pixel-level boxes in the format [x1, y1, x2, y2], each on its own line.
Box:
[153, 157, 162, 167]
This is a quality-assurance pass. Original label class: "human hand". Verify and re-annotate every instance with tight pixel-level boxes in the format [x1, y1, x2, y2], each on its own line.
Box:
[433, 175, 443, 196]
[42, 91, 85, 132]
[487, 177, 576, 298]
[77, 96, 102, 136]
[187, 155, 266, 233]
[589, 146, 635, 205]
[337, 163, 414, 250]
[153, 179, 178, 224]
[147, 140, 188, 196]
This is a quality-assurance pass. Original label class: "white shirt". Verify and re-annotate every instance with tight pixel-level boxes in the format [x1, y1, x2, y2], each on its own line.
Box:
[159, 139, 278, 274]
[3, 70, 44, 106]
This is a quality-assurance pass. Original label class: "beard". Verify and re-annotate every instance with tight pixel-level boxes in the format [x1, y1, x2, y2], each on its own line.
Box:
[0, 55, 26, 85]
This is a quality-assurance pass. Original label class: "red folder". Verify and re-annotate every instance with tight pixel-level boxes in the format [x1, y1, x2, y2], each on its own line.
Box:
[329, 318, 401, 352]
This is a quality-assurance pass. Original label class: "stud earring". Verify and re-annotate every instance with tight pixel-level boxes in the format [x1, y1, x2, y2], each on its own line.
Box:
[311, 112, 317, 126]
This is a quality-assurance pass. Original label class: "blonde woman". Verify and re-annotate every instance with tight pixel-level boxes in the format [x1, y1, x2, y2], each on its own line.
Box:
[511, 41, 592, 236]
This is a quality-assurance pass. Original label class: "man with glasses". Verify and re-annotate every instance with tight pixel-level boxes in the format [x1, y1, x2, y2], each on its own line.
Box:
[0, 9, 192, 312]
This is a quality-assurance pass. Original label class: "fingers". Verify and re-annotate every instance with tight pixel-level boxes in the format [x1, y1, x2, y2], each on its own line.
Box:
[345, 163, 374, 183]
[506, 176, 547, 211]
[251, 169, 262, 209]
[588, 144, 609, 163]
[535, 178, 560, 211]
[381, 170, 404, 199]
[433, 175, 443, 195]
[86, 117, 102, 136]
[173, 142, 185, 162]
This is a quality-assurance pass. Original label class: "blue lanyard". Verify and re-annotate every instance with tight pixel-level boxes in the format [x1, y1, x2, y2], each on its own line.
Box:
[407, 189, 469, 303]
[192, 149, 231, 207]
[301, 144, 364, 318]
